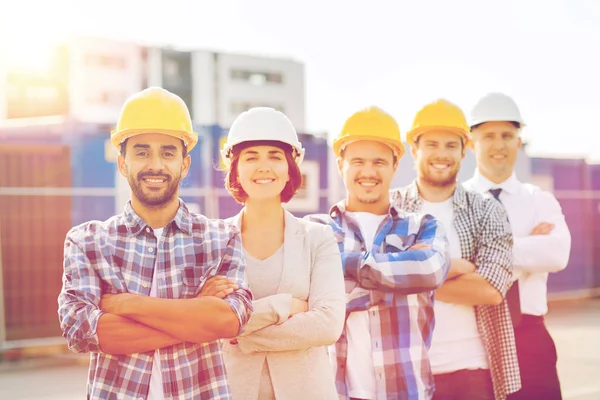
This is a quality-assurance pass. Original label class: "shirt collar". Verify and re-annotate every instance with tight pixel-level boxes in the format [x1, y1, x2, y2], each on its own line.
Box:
[329, 199, 399, 223]
[471, 169, 519, 195]
[401, 180, 469, 211]
[123, 199, 192, 235]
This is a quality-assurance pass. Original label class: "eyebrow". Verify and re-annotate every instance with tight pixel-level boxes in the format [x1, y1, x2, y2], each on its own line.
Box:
[350, 157, 388, 162]
[132, 144, 178, 151]
[242, 149, 284, 155]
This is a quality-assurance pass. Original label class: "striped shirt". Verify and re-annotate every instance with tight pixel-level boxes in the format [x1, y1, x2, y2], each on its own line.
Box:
[392, 182, 521, 399]
[307, 201, 450, 400]
[57, 200, 253, 399]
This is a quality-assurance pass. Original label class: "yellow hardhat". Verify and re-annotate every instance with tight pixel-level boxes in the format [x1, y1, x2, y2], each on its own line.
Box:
[333, 106, 404, 159]
[406, 99, 470, 145]
[110, 87, 198, 151]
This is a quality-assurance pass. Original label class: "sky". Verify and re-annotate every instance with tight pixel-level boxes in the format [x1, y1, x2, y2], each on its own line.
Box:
[1, 0, 600, 160]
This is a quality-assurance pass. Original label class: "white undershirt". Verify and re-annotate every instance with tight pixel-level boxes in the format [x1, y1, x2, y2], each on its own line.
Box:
[148, 227, 164, 400]
[419, 199, 489, 374]
[344, 212, 387, 400]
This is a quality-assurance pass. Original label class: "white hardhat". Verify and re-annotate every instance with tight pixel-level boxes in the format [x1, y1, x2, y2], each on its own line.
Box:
[469, 92, 526, 128]
[221, 107, 305, 167]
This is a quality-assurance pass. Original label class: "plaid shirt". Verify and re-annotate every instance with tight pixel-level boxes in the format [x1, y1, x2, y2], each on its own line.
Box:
[57, 200, 253, 399]
[307, 201, 450, 400]
[392, 182, 521, 400]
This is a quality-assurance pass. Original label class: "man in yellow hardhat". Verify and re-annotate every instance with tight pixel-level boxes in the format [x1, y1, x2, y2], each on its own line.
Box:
[58, 87, 253, 399]
[308, 106, 450, 400]
[392, 99, 520, 400]
[464, 93, 571, 400]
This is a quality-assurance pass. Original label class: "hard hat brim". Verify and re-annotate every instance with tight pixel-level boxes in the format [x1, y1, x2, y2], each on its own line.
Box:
[220, 145, 305, 168]
[406, 126, 470, 145]
[468, 119, 526, 129]
[111, 128, 198, 152]
[333, 135, 405, 159]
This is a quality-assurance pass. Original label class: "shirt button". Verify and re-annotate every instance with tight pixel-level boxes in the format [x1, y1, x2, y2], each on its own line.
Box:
[148, 247, 154, 253]
[145, 227, 151, 233]
[142, 282, 149, 288]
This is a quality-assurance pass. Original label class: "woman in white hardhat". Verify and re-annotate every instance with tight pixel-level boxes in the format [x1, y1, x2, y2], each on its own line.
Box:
[218, 107, 345, 399]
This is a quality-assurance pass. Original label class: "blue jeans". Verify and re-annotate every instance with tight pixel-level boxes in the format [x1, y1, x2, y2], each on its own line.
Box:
[433, 369, 494, 400]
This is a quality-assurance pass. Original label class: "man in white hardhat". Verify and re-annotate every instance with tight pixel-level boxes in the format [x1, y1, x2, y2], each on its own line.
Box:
[464, 92, 571, 400]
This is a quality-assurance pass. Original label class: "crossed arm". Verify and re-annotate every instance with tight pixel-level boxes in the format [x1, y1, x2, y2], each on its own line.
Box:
[58, 234, 253, 356]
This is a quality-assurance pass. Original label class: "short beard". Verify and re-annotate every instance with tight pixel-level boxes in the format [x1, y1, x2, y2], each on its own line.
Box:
[419, 161, 459, 188]
[128, 172, 181, 208]
[356, 193, 382, 204]
[420, 172, 458, 188]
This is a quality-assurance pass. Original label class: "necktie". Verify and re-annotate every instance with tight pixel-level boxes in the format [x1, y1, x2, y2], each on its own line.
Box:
[489, 188, 522, 327]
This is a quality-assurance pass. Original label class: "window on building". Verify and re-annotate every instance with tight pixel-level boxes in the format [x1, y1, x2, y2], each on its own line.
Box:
[230, 69, 283, 85]
[85, 54, 126, 69]
[230, 102, 285, 116]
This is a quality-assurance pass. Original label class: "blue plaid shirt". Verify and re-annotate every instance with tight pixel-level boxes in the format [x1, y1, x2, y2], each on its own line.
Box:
[58, 200, 253, 399]
[307, 201, 450, 400]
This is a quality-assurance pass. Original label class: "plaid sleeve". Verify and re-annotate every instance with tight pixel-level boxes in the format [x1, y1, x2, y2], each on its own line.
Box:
[352, 215, 450, 294]
[475, 199, 513, 296]
[57, 227, 105, 353]
[219, 231, 254, 335]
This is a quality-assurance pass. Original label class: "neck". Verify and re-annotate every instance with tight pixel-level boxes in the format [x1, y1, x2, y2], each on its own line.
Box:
[345, 197, 390, 215]
[130, 195, 180, 229]
[242, 198, 285, 231]
[415, 178, 456, 203]
[480, 169, 512, 185]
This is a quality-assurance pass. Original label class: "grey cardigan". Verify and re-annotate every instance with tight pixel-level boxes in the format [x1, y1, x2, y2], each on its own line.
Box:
[222, 209, 345, 400]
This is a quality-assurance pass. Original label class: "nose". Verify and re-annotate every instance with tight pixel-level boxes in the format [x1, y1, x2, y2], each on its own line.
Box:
[257, 159, 273, 172]
[147, 153, 165, 172]
[491, 136, 506, 151]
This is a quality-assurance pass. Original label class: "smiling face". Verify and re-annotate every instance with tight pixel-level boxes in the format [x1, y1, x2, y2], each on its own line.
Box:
[236, 145, 291, 202]
[470, 121, 522, 183]
[338, 140, 398, 213]
[411, 130, 465, 189]
[117, 133, 190, 208]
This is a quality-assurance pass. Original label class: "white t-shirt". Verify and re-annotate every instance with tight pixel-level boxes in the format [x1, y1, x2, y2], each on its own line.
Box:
[419, 199, 489, 374]
[344, 212, 387, 399]
[148, 227, 165, 400]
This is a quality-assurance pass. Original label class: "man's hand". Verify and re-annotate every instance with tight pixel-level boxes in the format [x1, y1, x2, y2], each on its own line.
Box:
[290, 298, 308, 316]
[197, 276, 239, 299]
[100, 293, 138, 315]
[446, 258, 477, 280]
[408, 242, 431, 251]
[530, 222, 554, 236]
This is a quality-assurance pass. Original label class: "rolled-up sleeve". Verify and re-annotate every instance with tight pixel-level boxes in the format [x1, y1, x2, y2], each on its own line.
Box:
[220, 231, 254, 335]
[57, 229, 104, 353]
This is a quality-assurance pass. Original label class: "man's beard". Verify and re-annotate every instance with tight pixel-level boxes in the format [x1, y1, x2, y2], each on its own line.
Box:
[356, 193, 382, 204]
[419, 160, 459, 188]
[129, 171, 181, 208]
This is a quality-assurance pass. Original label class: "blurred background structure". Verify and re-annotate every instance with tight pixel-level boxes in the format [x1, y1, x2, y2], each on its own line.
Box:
[1, 34, 599, 350]
[0, 0, 599, 397]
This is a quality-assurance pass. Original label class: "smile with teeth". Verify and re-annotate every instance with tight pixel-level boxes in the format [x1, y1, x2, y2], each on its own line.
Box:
[357, 181, 379, 187]
[431, 163, 450, 170]
[144, 178, 166, 183]
[491, 155, 506, 160]
[253, 178, 275, 184]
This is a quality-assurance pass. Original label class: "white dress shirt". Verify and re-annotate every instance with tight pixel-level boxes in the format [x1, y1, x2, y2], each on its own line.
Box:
[464, 171, 571, 316]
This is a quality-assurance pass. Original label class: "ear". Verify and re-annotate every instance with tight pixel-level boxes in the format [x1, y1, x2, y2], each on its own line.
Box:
[517, 136, 522, 150]
[117, 154, 128, 178]
[180, 155, 191, 179]
[337, 156, 344, 177]
[409, 142, 418, 159]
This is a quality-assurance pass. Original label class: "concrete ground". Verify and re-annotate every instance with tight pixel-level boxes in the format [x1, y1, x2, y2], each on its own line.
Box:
[1, 297, 599, 399]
